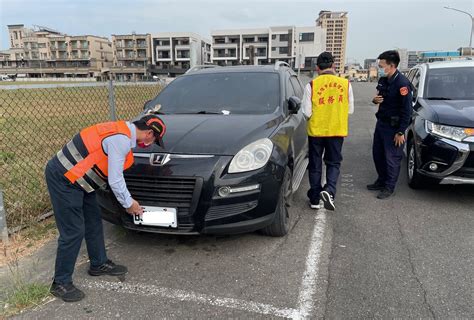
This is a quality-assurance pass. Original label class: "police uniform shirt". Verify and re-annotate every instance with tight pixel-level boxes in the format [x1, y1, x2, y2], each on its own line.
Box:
[375, 70, 413, 133]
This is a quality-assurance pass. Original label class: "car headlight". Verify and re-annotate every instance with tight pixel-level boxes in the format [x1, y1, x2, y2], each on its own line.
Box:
[425, 120, 474, 142]
[228, 138, 273, 173]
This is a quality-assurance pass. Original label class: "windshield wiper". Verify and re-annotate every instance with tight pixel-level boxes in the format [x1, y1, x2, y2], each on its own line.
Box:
[426, 97, 452, 100]
[174, 111, 222, 114]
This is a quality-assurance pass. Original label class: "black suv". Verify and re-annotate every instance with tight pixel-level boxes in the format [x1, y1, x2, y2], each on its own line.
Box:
[405, 60, 474, 188]
[97, 63, 309, 236]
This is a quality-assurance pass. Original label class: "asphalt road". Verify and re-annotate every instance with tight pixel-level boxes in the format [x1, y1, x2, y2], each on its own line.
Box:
[15, 82, 473, 319]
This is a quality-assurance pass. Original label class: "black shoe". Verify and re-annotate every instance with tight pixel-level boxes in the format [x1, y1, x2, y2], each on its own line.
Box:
[367, 181, 384, 191]
[377, 188, 394, 199]
[50, 282, 85, 302]
[309, 200, 322, 210]
[320, 191, 335, 211]
[88, 259, 128, 277]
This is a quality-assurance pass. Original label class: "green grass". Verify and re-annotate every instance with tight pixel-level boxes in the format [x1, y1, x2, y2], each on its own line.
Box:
[0, 83, 162, 228]
[1, 283, 51, 317]
[0, 81, 95, 86]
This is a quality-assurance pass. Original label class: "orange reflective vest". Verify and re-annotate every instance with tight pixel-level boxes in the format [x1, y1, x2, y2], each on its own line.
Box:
[55, 121, 134, 193]
[307, 74, 350, 137]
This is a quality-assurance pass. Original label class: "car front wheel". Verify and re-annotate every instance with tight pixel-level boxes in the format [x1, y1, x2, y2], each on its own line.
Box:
[407, 138, 427, 189]
[260, 167, 291, 237]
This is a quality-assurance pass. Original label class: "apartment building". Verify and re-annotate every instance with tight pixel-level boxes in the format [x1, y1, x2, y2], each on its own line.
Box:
[316, 11, 348, 74]
[111, 33, 152, 80]
[1, 24, 112, 78]
[212, 27, 268, 66]
[211, 25, 325, 68]
[151, 32, 211, 75]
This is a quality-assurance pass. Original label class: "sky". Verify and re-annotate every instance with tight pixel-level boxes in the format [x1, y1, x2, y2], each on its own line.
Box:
[1, 0, 473, 63]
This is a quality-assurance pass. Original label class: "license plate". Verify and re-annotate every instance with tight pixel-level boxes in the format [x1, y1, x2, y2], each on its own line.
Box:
[133, 206, 177, 228]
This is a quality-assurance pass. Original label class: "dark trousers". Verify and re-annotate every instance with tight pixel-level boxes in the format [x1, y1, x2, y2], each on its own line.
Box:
[307, 136, 344, 203]
[45, 158, 107, 285]
[372, 120, 405, 191]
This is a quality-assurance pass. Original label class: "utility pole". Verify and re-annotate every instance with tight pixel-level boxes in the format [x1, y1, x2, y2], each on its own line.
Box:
[249, 45, 255, 65]
[444, 6, 473, 56]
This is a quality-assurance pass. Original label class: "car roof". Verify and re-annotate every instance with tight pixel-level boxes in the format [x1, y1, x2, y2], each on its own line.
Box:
[422, 59, 474, 69]
[184, 64, 292, 75]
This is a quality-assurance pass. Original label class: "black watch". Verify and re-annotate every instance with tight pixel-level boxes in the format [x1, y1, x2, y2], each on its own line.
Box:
[396, 132, 404, 136]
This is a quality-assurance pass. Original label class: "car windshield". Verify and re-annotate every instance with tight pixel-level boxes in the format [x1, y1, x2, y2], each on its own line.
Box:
[146, 72, 280, 115]
[425, 67, 474, 100]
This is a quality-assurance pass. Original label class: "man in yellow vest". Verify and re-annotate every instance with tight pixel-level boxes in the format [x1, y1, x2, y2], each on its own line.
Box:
[302, 52, 354, 211]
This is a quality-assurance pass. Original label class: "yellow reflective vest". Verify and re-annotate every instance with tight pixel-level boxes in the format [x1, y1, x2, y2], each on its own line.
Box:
[307, 74, 349, 137]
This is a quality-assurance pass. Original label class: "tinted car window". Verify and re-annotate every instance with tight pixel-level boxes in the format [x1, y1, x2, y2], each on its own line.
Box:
[406, 69, 415, 82]
[147, 72, 280, 115]
[411, 69, 421, 98]
[424, 67, 474, 100]
[290, 76, 303, 98]
[286, 75, 296, 99]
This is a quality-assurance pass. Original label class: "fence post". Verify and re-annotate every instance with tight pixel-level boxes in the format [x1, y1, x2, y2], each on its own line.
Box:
[0, 190, 9, 253]
[108, 77, 117, 121]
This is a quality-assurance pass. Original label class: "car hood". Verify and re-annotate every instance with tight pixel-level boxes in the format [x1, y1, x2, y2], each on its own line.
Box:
[135, 114, 283, 155]
[422, 99, 474, 128]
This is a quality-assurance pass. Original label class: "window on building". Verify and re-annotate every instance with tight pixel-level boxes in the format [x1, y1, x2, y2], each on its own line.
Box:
[299, 32, 314, 42]
[272, 35, 276, 40]
[279, 47, 289, 54]
[279, 34, 289, 42]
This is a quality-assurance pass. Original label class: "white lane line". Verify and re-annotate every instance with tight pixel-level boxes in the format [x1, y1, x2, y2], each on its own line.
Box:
[294, 210, 327, 319]
[82, 279, 298, 318]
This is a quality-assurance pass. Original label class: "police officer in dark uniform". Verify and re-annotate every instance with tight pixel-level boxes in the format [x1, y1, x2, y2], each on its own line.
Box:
[367, 50, 412, 199]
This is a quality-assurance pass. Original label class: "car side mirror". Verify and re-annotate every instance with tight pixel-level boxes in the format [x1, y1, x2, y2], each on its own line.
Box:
[288, 96, 301, 114]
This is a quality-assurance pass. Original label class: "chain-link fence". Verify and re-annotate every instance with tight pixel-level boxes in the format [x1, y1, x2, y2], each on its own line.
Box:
[0, 81, 163, 230]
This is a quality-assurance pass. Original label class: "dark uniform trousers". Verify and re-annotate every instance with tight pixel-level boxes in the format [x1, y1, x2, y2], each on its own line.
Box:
[372, 120, 404, 191]
[45, 157, 107, 285]
[307, 136, 344, 203]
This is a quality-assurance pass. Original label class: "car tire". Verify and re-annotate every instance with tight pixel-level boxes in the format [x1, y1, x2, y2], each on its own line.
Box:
[407, 138, 426, 189]
[260, 167, 292, 237]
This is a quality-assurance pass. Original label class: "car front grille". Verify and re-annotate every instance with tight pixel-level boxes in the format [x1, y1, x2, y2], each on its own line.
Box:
[205, 200, 258, 221]
[125, 174, 202, 218]
[463, 153, 474, 168]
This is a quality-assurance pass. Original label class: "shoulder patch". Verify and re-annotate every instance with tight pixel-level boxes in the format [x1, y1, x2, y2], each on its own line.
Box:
[400, 86, 409, 96]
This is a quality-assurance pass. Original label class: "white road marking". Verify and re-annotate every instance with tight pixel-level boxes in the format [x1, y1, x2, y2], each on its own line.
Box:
[82, 279, 299, 318]
[81, 171, 329, 319]
[294, 210, 327, 319]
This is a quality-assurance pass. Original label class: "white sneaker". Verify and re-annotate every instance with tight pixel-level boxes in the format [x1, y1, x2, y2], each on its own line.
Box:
[309, 200, 322, 210]
[320, 191, 335, 211]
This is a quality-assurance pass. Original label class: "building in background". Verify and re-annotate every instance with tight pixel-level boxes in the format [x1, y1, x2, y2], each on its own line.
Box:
[458, 47, 474, 56]
[396, 48, 409, 70]
[419, 50, 461, 62]
[111, 33, 152, 81]
[316, 10, 348, 74]
[211, 27, 268, 66]
[364, 58, 376, 69]
[211, 24, 325, 69]
[408, 51, 422, 68]
[150, 32, 211, 76]
[294, 26, 327, 69]
[1, 24, 112, 79]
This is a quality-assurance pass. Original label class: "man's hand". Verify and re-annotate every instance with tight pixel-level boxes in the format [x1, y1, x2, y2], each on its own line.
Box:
[372, 95, 384, 104]
[125, 199, 143, 216]
[394, 133, 405, 147]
